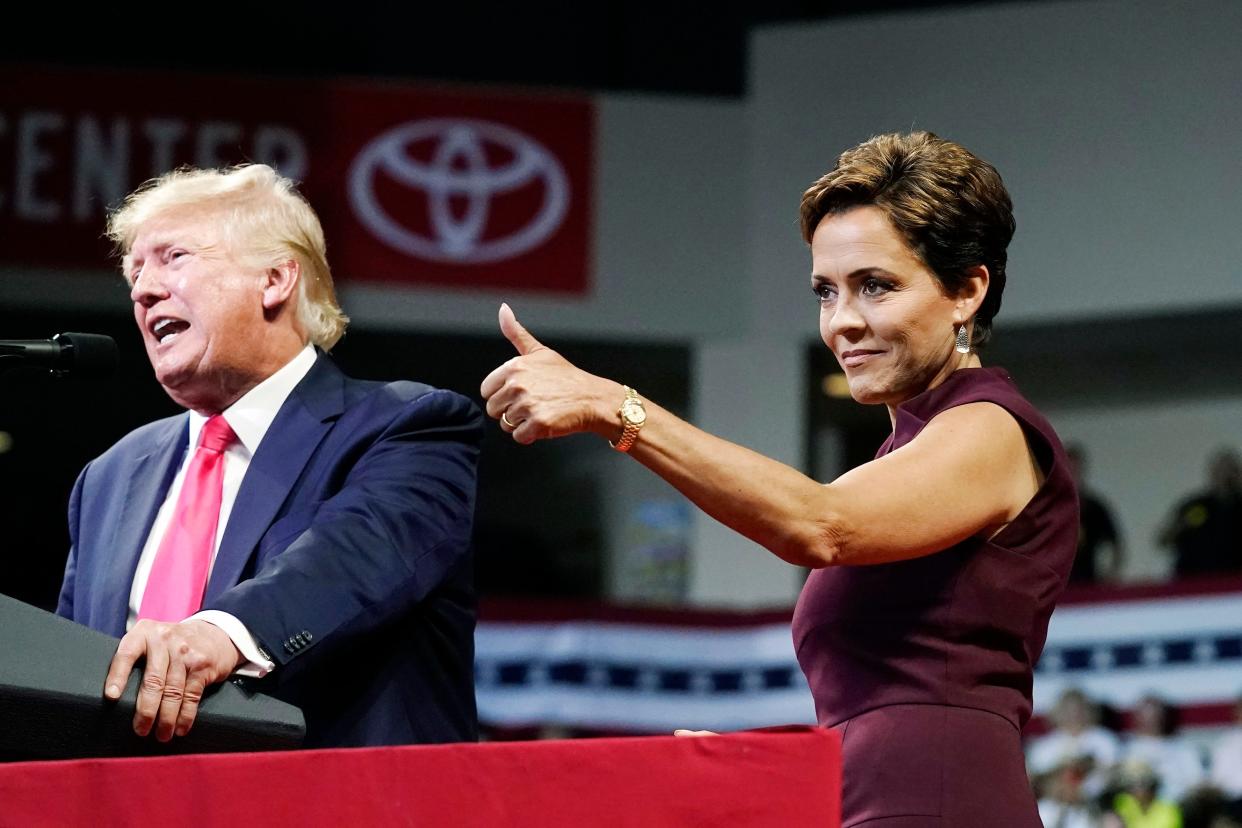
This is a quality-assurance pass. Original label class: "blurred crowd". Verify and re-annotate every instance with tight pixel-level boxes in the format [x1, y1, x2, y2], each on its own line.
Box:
[1029, 689, 1242, 828]
[1033, 445, 1242, 828]
[1070, 446, 1242, 585]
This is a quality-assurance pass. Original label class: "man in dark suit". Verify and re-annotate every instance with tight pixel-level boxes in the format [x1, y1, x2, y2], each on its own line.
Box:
[56, 164, 481, 747]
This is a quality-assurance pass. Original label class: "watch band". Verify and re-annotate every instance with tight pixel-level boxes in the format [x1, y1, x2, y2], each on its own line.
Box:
[610, 386, 645, 453]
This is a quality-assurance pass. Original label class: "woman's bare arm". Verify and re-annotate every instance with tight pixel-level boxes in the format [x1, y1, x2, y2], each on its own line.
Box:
[481, 305, 1042, 569]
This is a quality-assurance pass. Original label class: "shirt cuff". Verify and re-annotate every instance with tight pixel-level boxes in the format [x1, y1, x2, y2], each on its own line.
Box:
[190, 610, 275, 678]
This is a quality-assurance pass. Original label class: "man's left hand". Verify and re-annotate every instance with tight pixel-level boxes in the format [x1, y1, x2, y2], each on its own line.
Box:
[104, 619, 242, 741]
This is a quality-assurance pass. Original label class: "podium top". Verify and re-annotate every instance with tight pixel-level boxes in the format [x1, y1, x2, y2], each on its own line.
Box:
[0, 592, 304, 760]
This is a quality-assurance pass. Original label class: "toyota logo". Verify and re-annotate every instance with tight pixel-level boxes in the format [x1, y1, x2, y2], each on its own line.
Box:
[348, 119, 571, 265]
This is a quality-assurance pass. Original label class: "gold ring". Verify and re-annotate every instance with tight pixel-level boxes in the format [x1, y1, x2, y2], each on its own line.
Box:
[501, 410, 517, 429]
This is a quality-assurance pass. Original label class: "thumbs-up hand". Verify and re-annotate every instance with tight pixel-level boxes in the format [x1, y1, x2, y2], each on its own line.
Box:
[481, 304, 624, 445]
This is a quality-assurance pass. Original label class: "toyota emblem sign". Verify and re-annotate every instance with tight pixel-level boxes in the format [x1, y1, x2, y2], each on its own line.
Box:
[349, 119, 570, 265]
[1, 67, 594, 294]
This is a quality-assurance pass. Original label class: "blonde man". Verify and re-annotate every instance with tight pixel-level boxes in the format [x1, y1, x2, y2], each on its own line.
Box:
[57, 164, 482, 747]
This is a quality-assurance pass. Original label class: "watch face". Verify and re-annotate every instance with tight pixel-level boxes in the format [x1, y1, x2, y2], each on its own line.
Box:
[621, 400, 647, 425]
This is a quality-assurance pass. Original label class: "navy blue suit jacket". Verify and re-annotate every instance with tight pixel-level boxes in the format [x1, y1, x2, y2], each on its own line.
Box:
[57, 354, 482, 747]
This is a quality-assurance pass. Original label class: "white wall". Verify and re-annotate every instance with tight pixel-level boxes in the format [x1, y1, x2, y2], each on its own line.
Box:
[687, 340, 808, 607]
[749, 0, 1242, 336]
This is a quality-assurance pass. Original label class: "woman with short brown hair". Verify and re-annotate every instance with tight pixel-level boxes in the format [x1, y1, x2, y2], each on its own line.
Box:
[483, 131, 1076, 826]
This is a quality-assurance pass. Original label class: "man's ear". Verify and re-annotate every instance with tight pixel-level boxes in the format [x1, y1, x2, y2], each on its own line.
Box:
[262, 260, 300, 312]
[954, 264, 990, 324]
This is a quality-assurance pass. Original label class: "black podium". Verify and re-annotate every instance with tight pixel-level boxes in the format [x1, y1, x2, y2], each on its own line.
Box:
[0, 593, 304, 760]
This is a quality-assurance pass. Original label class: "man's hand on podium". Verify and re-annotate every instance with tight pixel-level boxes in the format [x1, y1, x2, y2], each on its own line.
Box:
[103, 619, 243, 742]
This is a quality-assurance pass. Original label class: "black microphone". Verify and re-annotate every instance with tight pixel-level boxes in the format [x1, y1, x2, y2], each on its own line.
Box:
[0, 333, 119, 378]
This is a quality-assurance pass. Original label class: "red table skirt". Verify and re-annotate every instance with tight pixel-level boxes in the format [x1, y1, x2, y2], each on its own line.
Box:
[0, 728, 840, 827]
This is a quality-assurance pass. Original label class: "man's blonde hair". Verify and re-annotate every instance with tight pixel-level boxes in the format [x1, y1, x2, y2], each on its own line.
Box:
[108, 164, 349, 350]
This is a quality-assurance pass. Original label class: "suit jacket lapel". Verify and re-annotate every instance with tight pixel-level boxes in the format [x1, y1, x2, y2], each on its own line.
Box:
[205, 354, 345, 602]
[100, 416, 187, 636]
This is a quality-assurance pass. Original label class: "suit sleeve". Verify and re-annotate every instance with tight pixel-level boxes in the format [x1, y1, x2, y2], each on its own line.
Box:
[56, 464, 89, 619]
[204, 387, 482, 687]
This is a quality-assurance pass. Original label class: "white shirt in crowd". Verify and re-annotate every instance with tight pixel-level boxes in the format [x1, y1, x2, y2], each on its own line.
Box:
[1036, 799, 1098, 828]
[1121, 733, 1206, 801]
[1027, 726, 1122, 797]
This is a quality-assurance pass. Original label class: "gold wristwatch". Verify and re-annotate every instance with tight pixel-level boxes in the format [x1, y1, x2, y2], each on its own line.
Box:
[610, 386, 646, 452]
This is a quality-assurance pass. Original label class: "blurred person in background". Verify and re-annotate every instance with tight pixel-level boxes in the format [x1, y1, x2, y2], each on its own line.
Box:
[1037, 756, 1105, 828]
[483, 131, 1078, 826]
[1122, 694, 1207, 803]
[1067, 443, 1125, 584]
[1111, 760, 1183, 828]
[1029, 688, 1122, 799]
[1159, 449, 1242, 578]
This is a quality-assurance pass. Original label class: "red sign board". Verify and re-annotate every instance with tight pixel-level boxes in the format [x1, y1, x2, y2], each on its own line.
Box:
[0, 66, 593, 294]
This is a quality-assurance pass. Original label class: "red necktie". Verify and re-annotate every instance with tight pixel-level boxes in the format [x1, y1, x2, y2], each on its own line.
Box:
[138, 415, 237, 622]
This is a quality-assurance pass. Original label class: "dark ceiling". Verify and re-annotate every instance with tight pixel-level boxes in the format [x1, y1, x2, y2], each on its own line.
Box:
[12, 2, 1040, 97]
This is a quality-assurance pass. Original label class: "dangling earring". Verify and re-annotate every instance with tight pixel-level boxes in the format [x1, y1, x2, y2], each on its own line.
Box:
[955, 324, 971, 354]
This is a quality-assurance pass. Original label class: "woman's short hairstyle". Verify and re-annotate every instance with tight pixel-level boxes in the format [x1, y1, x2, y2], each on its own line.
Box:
[108, 164, 349, 350]
[799, 131, 1015, 346]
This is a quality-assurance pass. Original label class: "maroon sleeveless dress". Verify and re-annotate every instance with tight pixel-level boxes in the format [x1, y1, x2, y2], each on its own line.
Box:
[792, 367, 1078, 827]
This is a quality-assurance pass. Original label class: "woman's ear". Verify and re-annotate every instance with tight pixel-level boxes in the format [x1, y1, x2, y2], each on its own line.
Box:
[954, 265, 990, 324]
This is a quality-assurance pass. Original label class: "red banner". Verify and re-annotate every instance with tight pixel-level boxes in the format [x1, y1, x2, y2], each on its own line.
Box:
[0, 66, 593, 293]
[0, 731, 842, 827]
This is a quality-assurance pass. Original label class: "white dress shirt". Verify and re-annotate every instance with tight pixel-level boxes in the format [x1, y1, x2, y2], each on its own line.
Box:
[127, 344, 318, 677]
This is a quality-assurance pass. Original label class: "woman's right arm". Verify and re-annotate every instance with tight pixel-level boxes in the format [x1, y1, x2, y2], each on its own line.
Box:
[482, 305, 1042, 569]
